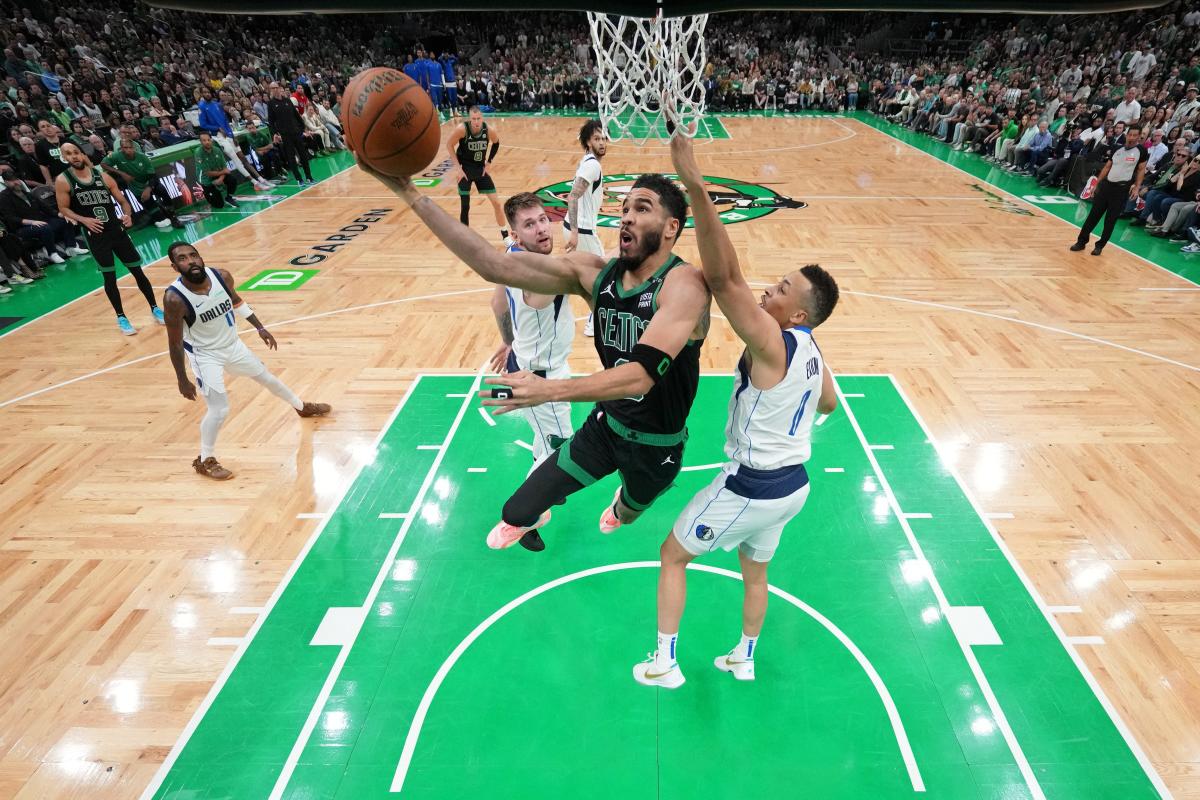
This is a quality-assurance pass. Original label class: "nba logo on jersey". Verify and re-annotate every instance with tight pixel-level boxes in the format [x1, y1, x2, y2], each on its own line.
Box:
[695, 524, 714, 541]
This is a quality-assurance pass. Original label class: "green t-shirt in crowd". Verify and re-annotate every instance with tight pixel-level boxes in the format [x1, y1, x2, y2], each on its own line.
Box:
[103, 148, 155, 193]
[248, 129, 272, 150]
[195, 144, 229, 185]
[1001, 120, 1019, 140]
[1180, 66, 1200, 87]
[1049, 117, 1066, 135]
[49, 108, 72, 131]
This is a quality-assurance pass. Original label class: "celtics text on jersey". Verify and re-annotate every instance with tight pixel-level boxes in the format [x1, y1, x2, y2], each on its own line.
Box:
[591, 254, 703, 437]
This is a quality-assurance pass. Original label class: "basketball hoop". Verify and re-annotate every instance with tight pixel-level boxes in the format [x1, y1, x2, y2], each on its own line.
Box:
[587, 10, 710, 143]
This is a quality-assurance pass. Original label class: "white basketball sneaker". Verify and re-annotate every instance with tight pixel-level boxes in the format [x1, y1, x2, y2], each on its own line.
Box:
[633, 652, 685, 689]
[714, 652, 756, 681]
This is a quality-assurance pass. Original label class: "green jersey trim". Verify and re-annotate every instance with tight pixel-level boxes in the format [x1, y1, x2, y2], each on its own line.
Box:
[604, 414, 688, 446]
[616, 253, 682, 299]
[591, 258, 615, 307]
[65, 167, 102, 188]
[557, 438, 600, 486]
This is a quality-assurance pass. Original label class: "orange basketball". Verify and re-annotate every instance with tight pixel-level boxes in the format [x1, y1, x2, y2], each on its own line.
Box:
[341, 67, 440, 177]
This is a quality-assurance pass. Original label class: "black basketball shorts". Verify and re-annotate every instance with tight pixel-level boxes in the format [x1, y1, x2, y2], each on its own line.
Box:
[458, 172, 497, 195]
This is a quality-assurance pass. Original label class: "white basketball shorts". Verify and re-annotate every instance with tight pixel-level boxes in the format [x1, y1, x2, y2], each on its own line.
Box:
[187, 340, 266, 396]
[672, 461, 811, 562]
[510, 357, 574, 469]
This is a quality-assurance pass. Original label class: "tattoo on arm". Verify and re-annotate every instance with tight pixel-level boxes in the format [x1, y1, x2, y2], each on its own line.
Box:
[566, 176, 587, 230]
[499, 313, 514, 346]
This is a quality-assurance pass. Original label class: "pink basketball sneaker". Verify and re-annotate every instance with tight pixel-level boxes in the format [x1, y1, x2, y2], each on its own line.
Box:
[486, 510, 551, 550]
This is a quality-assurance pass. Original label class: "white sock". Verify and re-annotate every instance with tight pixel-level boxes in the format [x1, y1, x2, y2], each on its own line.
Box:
[251, 370, 303, 410]
[735, 632, 757, 661]
[200, 390, 230, 459]
[656, 631, 677, 667]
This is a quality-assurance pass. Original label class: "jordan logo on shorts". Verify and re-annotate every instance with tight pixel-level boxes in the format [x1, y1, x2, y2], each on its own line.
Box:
[695, 524, 713, 541]
[662, 455, 675, 465]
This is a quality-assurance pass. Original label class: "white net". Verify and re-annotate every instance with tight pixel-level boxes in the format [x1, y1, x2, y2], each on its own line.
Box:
[587, 11, 710, 143]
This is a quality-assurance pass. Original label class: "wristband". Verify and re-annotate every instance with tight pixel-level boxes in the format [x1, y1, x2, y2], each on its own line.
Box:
[235, 303, 254, 320]
[628, 342, 673, 385]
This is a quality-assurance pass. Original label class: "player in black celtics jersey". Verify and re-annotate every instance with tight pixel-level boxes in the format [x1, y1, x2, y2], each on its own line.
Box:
[54, 142, 163, 336]
[445, 106, 509, 242]
[360, 159, 710, 553]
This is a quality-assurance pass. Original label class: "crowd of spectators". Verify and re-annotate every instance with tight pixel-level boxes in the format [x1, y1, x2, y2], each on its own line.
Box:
[2, 1, 1200, 293]
[854, 7, 1200, 253]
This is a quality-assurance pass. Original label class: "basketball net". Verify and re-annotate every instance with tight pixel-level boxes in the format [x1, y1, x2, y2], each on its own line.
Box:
[587, 11, 710, 143]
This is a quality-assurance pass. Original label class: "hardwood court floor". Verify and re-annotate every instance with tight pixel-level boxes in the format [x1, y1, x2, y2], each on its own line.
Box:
[0, 115, 1197, 798]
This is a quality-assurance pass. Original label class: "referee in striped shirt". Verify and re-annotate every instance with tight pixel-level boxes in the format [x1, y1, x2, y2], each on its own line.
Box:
[1071, 123, 1147, 256]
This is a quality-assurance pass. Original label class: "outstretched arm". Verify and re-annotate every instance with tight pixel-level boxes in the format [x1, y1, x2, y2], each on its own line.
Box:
[669, 131, 786, 373]
[359, 159, 602, 297]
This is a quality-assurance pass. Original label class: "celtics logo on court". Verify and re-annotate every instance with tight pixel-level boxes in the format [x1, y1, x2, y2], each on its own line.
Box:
[535, 173, 806, 228]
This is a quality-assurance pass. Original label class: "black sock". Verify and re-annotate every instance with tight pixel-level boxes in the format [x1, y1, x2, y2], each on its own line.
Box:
[459, 195, 470, 226]
[102, 270, 125, 316]
[128, 266, 157, 308]
[500, 228, 509, 241]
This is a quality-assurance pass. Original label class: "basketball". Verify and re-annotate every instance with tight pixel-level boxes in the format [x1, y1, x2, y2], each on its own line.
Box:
[341, 67, 441, 177]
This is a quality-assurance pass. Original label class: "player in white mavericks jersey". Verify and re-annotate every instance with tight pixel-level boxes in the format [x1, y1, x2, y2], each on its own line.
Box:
[564, 119, 607, 337]
[163, 242, 330, 481]
[489, 192, 575, 475]
[633, 131, 840, 689]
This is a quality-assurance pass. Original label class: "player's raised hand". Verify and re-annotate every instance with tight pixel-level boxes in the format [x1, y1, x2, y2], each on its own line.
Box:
[669, 130, 702, 186]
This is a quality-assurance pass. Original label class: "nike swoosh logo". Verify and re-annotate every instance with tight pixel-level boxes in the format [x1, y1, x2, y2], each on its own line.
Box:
[644, 667, 676, 679]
